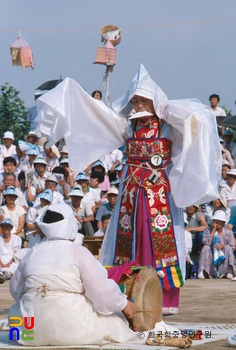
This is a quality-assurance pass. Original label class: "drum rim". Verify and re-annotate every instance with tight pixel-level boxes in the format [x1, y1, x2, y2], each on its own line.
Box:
[132, 266, 162, 332]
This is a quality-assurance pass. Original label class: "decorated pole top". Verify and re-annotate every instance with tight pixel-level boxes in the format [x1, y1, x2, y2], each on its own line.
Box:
[100, 25, 122, 47]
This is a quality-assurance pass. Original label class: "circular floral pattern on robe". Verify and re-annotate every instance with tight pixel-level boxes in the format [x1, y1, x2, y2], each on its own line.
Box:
[155, 214, 168, 230]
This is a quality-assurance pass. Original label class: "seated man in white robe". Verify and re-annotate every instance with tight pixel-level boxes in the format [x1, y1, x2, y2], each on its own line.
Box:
[8, 203, 135, 346]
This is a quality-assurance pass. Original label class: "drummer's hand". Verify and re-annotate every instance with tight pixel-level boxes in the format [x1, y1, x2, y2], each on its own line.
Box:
[123, 300, 135, 319]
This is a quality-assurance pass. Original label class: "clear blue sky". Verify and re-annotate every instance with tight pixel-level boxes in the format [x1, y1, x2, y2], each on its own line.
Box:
[1, 0, 236, 113]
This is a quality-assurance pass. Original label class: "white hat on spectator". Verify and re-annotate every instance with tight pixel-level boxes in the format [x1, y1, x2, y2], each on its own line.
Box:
[3, 186, 18, 197]
[227, 169, 236, 177]
[73, 184, 83, 191]
[107, 187, 118, 196]
[0, 218, 14, 227]
[91, 160, 106, 170]
[45, 174, 58, 184]
[60, 157, 69, 165]
[75, 172, 89, 181]
[69, 187, 84, 197]
[222, 159, 231, 168]
[27, 145, 40, 156]
[61, 145, 68, 154]
[212, 210, 227, 222]
[39, 189, 53, 202]
[3, 131, 14, 140]
[33, 156, 48, 165]
[25, 131, 38, 141]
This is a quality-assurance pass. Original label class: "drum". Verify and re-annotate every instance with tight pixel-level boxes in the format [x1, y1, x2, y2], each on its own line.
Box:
[118, 266, 162, 332]
[83, 237, 104, 258]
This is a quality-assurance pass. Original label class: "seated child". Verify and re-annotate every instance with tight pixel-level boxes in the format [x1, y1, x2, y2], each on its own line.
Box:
[94, 214, 111, 237]
[0, 218, 21, 283]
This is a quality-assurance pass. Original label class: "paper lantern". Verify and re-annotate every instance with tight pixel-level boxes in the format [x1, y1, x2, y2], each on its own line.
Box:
[94, 40, 116, 66]
[10, 33, 34, 69]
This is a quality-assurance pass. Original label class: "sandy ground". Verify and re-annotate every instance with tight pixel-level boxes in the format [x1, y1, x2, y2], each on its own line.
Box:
[1, 278, 235, 349]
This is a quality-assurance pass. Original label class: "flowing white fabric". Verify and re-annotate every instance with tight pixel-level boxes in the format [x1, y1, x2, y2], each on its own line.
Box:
[36, 78, 128, 171]
[35, 65, 221, 208]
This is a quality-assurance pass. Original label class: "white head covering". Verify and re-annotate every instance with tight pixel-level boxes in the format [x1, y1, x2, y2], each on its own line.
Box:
[212, 209, 227, 222]
[112, 63, 168, 117]
[36, 203, 78, 240]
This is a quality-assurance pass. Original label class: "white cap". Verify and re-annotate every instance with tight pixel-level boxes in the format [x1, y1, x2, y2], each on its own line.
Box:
[33, 156, 48, 165]
[222, 159, 231, 168]
[26, 131, 38, 140]
[27, 145, 40, 156]
[0, 218, 14, 227]
[3, 186, 18, 197]
[45, 174, 58, 184]
[68, 187, 84, 197]
[107, 187, 118, 195]
[3, 131, 14, 140]
[212, 210, 227, 222]
[39, 189, 53, 202]
[60, 157, 69, 164]
[227, 169, 236, 176]
[61, 145, 68, 154]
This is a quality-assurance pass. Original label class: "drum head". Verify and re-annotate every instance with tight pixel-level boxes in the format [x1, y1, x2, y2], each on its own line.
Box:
[132, 267, 162, 332]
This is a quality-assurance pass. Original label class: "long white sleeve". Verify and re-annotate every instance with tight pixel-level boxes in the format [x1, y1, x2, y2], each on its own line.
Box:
[163, 99, 221, 207]
[70, 244, 127, 315]
[36, 78, 128, 172]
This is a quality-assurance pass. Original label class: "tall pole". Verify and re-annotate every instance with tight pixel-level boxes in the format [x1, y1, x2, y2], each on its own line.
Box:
[104, 66, 110, 107]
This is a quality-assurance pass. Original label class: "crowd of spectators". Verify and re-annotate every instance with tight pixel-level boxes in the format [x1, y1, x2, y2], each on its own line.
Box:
[184, 94, 236, 281]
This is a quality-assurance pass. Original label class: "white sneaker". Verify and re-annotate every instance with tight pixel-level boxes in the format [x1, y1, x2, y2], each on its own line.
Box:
[198, 271, 205, 279]
[226, 273, 234, 279]
[231, 276, 236, 281]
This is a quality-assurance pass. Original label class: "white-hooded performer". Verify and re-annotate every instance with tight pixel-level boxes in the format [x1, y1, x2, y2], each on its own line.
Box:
[8, 203, 137, 346]
[34, 64, 221, 314]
